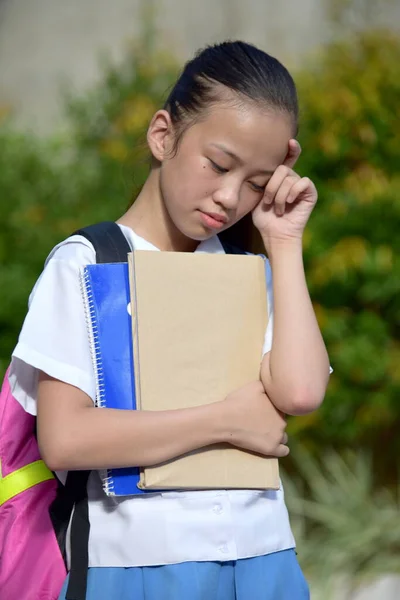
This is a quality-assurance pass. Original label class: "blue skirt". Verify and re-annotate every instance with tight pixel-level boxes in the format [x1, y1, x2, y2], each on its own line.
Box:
[59, 549, 309, 600]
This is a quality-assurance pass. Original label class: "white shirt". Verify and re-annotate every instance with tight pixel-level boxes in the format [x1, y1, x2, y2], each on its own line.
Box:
[9, 224, 296, 568]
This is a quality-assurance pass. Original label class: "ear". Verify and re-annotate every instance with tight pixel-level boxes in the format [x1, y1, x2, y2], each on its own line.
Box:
[147, 110, 175, 162]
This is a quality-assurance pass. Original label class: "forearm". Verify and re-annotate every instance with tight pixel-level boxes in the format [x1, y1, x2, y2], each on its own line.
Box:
[260, 239, 330, 415]
[38, 377, 227, 471]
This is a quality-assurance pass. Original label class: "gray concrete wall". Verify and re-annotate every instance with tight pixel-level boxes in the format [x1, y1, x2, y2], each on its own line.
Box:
[1, 0, 398, 132]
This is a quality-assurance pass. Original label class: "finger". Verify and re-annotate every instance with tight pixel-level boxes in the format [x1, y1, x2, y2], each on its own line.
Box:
[285, 178, 302, 204]
[273, 175, 300, 215]
[263, 165, 291, 205]
[274, 444, 290, 458]
[281, 432, 288, 445]
[286, 177, 315, 204]
[283, 139, 301, 169]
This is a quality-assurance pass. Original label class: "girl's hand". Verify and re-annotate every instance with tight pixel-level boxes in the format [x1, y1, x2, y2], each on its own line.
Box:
[221, 381, 289, 458]
[252, 139, 318, 245]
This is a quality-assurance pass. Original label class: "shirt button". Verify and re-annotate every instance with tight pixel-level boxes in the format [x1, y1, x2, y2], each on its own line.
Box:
[219, 544, 229, 554]
[213, 504, 223, 514]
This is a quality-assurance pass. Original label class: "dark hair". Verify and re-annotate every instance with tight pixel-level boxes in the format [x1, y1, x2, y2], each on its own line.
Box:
[164, 41, 299, 253]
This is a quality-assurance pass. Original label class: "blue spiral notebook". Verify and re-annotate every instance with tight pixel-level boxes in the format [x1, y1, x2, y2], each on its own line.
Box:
[80, 262, 145, 497]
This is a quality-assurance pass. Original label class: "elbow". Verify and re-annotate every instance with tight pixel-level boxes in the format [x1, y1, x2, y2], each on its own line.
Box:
[288, 386, 326, 416]
[38, 434, 77, 472]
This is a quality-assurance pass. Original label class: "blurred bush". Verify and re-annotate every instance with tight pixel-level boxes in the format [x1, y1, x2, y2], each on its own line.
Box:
[0, 45, 178, 375]
[0, 31, 399, 488]
[290, 30, 400, 486]
[283, 446, 400, 598]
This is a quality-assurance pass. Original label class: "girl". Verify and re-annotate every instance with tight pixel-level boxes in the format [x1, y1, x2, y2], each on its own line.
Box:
[10, 41, 330, 599]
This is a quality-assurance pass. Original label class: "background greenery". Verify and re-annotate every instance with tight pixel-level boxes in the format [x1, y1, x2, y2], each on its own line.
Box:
[1, 28, 399, 592]
[291, 30, 400, 485]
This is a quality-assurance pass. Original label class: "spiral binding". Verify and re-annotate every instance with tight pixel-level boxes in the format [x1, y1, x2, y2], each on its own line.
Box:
[80, 268, 106, 408]
[102, 471, 116, 496]
[80, 268, 116, 496]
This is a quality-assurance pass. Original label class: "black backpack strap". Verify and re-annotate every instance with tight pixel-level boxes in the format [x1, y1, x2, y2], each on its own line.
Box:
[73, 221, 132, 264]
[49, 470, 91, 600]
[51, 222, 131, 600]
[64, 471, 91, 600]
[76, 224, 243, 259]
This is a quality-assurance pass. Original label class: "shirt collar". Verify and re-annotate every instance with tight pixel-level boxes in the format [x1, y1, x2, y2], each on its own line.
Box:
[195, 236, 225, 254]
[120, 224, 225, 255]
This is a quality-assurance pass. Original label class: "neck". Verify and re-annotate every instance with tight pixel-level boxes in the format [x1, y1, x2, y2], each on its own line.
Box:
[117, 167, 199, 252]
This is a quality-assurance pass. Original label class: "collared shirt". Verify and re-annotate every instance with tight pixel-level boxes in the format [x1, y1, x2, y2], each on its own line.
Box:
[9, 224, 296, 568]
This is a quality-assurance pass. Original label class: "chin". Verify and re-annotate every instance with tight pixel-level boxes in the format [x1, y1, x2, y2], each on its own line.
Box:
[182, 227, 218, 243]
[173, 211, 224, 246]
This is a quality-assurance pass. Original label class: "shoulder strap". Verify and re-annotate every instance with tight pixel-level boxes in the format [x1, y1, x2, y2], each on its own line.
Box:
[64, 470, 91, 600]
[49, 470, 91, 600]
[76, 224, 247, 258]
[73, 221, 131, 264]
[76, 223, 246, 259]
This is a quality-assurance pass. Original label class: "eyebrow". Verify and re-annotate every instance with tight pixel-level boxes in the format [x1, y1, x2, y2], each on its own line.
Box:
[210, 143, 275, 176]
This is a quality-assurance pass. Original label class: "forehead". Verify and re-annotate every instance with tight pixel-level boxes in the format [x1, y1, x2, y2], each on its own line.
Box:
[185, 102, 293, 170]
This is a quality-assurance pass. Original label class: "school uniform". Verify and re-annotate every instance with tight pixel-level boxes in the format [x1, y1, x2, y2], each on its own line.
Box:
[9, 224, 309, 599]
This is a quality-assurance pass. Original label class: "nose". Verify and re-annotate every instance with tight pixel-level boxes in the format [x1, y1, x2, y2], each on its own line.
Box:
[212, 180, 240, 211]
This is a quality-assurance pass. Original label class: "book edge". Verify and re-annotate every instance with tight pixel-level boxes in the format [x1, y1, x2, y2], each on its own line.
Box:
[128, 253, 147, 489]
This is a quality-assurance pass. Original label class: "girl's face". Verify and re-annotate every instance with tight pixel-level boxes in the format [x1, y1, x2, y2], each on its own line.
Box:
[150, 102, 294, 242]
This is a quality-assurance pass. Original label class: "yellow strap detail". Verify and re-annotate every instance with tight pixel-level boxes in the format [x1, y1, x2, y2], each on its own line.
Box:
[0, 459, 54, 506]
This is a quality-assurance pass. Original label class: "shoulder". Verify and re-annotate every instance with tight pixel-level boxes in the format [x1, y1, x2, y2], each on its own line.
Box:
[44, 234, 97, 267]
[27, 235, 96, 307]
[11, 236, 99, 411]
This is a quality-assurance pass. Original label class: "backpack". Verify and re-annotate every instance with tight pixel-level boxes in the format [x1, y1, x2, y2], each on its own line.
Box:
[0, 222, 246, 600]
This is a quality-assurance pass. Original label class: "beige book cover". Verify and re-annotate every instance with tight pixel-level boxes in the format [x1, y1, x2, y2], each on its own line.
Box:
[128, 250, 279, 491]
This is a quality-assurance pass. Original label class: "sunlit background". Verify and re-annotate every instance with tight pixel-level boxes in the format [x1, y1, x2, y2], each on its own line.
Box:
[0, 1, 399, 598]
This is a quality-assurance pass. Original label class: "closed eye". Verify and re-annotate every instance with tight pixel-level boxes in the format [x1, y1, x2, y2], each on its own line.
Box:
[249, 182, 266, 193]
[209, 159, 228, 174]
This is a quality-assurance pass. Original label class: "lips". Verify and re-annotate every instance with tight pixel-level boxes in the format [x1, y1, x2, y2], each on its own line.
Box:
[200, 211, 228, 224]
[199, 211, 229, 230]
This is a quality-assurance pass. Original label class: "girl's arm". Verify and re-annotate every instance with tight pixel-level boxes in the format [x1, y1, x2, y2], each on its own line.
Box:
[253, 141, 330, 416]
[38, 374, 289, 471]
[260, 239, 330, 416]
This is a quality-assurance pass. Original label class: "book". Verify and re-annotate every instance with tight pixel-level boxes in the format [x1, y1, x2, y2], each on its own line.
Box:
[80, 262, 145, 496]
[128, 250, 280, 491]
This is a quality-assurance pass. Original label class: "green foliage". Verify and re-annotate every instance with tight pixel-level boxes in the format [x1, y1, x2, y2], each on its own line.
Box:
[282, 448, 400, 597]
[288, 31, 400, 483]
[0, 47, 178, 375]
[0, 31, 399, 487]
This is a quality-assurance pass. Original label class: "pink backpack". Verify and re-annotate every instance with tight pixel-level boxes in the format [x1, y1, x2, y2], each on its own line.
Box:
[0, 222, 132, 600]
[0, 368, 67, 600]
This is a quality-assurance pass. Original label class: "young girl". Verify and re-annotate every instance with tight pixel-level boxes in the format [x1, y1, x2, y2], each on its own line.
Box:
[10, 41, 330, 599]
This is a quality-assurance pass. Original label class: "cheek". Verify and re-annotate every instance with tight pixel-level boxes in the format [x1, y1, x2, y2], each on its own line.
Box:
[237, 188, 262, 218]
[178, 159, 216, 203]
[167, 155, 208, 194]
[160, 158, 189, 202]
